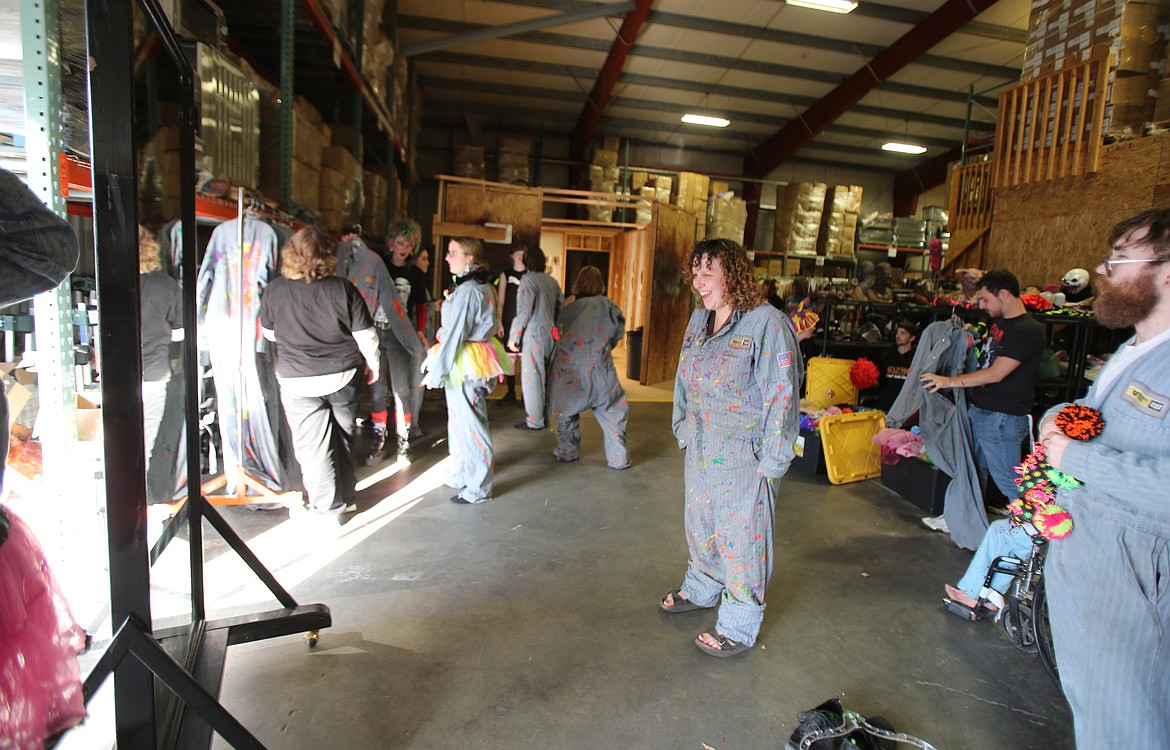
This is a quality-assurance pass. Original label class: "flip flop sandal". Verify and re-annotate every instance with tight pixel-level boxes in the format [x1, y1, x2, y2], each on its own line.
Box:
[695, 631, 752, 658]
[659, 589, 711, 613]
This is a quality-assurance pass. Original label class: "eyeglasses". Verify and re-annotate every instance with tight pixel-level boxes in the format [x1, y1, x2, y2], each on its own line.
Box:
[1101, 256, 1165, 276]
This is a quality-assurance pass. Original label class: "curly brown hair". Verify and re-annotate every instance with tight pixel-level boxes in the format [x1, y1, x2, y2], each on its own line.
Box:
[139, 225, 162, 274]
[282, 227, 337, 281]
[685, 238, 764, 312]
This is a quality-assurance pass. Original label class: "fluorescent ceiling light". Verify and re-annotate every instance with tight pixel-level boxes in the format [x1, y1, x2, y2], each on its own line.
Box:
[681, 114, 731, 128]
[787, 0, 858, 14]
[882, 142, 928, 155]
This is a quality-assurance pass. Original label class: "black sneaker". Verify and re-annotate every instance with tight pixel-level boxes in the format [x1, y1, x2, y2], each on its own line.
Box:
[785, 697, 845, 750]
[364, 425, 388, 466]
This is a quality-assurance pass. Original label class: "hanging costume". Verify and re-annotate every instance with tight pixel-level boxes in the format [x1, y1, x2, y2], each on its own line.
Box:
[336, 236, 423, 449]
[671, 304, 801, 647]
[548, 294, 629, 468]
[508, 271, 563, 429]
[196, 217, 286, 491]
[421, 269, 510, 503]
[886, 318, 987, 551]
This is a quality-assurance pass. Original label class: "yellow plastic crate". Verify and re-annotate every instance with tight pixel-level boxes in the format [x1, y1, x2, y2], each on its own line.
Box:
[820, 410, 885, 485]
[805, 357, 858, 410]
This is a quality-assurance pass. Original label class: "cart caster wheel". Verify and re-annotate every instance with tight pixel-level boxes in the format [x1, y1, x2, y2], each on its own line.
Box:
[305, 630, 319, 648]
[1002, 603, 1037, 653]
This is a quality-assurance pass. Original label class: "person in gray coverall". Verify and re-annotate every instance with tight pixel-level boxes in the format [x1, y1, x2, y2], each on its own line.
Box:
[507, 246, 563, 430]
[421, 238, 510, 504]
[661, 239, 802, 658]
[335, 227, 424, 464]
[547, 266, 629, 469]
[1039, 208, 1170, 750]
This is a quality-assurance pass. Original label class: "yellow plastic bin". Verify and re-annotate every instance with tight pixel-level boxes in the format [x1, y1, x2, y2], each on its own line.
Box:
[805, 357, 858, 410]
[819, 410, 885, 485]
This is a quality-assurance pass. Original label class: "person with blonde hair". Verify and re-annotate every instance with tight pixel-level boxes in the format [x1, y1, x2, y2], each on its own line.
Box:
[260, 227, 380, 524]
[662, 238, 802, 658]
[547, 265, 629, 468]
[421, 237, 511, 503]
[138, 225, 183, 466]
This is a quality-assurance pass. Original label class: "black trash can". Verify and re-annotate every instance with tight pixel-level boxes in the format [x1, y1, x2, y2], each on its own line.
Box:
[625, 328, 644, 380]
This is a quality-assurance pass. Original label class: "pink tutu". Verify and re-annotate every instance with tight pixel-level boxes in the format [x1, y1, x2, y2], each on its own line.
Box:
[0, 507, 87, 748]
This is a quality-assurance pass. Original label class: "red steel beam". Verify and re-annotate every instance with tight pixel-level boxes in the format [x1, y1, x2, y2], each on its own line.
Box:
[571, 0, 655, 159]
[742, 0, 999, 241]
[746, 0, 999, 177]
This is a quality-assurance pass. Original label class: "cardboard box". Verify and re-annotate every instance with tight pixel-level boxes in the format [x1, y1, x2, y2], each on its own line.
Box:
[602, 135, 621, 152]
[592, 148, 619, 168]
[76, 394, 101, 442]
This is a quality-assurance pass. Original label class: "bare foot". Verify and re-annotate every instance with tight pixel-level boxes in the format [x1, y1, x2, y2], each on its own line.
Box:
[945, 584, 998, 612]
[696, 631, 739, 651]
[662, 590, 688, 608]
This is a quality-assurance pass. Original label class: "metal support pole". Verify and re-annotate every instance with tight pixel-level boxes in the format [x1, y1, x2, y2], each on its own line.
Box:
[85, 0, 156, 744]
[962, 84, 974, 167]
[279, 0, 295, 209]
[20, 0, 78, 495]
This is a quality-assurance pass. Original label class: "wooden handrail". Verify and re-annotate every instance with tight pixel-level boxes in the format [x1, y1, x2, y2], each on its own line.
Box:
[948, 161, 994, 232]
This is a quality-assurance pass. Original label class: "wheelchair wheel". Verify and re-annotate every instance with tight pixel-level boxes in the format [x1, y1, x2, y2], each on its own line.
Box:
[1032, 577, 1062, 691]
[1002, 598, 1038, 653]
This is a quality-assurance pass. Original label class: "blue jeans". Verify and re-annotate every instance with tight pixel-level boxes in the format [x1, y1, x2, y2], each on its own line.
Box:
[967, 405, 1029, 502]
[956, 519, 1035, 598]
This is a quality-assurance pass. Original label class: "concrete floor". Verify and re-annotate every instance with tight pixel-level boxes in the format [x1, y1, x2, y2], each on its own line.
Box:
[204, 396, 1073, 749]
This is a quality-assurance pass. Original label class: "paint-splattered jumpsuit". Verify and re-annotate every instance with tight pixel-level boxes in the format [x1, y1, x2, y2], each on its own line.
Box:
[548, 295, 629, 468]
[508, 271, 563, 428]
[671, 304, 801, 647]
[421, 274, 505, 502]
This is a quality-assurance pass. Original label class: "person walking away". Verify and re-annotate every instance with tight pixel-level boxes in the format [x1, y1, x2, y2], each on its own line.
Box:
[260, 227, 379, 525]
[920, 269, 1045, 535]
[548, 266, 629, 469]
[662, 238, 802, 658]
[336, 226, 423, 465]
[385, 219, 429, 440]
[1040, 208, 1170, 750]
[507, 246, 563, 430]
[496, 244, 527, 404]
[420, 238, 510, 504]
[138, 225, 184, 471]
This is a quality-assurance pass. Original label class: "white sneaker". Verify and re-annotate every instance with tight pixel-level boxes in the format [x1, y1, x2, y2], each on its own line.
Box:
[921, 515, 949, 533]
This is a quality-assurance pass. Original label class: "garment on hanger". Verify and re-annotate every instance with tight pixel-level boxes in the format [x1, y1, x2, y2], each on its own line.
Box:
[196, 217, 285, 490]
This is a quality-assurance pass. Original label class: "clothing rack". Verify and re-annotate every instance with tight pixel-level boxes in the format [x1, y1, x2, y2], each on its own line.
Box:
[199, 187, 301, 508]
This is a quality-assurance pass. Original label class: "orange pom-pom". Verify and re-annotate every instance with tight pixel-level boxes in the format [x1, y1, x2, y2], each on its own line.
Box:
[1055, 404, 1104, 441]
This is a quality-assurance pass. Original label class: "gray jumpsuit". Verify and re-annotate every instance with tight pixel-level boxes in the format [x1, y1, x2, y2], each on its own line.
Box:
[421, 274, 503, 503]
[508, 272, 563, 428]
[671, 304, 801, 647]
[548, 295, 629, 468]
[1043, 335, 1170, 749]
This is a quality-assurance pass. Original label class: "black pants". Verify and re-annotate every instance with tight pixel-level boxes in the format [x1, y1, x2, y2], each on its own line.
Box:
[279, 373, 360, 515]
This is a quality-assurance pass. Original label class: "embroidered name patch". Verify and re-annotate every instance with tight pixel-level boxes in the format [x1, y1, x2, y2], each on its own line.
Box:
[1122, 380, 1168, 419]
[777, 351, 793, 368]
[729, 335, 752, 350]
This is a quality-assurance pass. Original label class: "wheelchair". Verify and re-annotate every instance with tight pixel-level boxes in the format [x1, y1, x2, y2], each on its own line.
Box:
[944, 537, 1061, 688]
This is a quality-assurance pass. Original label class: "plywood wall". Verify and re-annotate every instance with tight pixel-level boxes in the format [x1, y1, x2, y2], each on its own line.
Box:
[610, 229, 648, 334]
[642, 204, 697, 385]
[987, 134, 1170, 286]
[441, 182, 543, 273]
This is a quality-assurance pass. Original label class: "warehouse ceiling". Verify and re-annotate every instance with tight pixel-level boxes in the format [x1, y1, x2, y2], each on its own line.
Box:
[217, 0, 1030, 178]
[398, 0, 1028, 174]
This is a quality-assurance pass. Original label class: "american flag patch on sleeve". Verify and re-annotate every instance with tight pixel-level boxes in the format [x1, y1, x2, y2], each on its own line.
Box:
[777, 351, 793, 368]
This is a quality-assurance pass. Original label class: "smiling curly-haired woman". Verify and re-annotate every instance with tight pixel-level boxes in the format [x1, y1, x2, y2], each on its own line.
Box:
[662, 237, 803, 658]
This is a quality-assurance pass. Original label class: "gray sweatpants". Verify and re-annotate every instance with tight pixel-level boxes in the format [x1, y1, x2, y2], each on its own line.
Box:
[445, 378, 494, 502]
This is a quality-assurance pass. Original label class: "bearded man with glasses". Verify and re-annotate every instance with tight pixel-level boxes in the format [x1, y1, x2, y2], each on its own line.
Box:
[1039, 208, 1170, 750]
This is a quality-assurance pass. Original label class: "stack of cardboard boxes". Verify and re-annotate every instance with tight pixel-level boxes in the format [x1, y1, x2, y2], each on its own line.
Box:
[361, 168, 389, 238]
[1022, 0, 1170, 136]
[260, 96, 328, 213]
[318, 146, 363, 232]
[773, 183, 828, 256]
[454, 145, 485, 179]
[498, 136, 533, 185]
[139, 125, 182, 223]
[817, 185, 863, 256]
[708, 193, 748, 245]
[631, 171, 671, 226]
[673, 172, 711, 238]
[587, 137, 622, 222]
